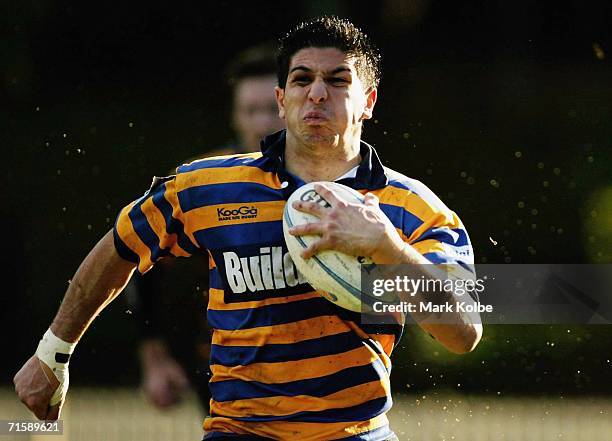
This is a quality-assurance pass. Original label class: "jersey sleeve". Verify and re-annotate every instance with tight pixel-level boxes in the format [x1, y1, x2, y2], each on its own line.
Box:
[409, 210, 474, 268]
[392, 180, 477, 305]
[398, 180, 475, 273]
[113, 175, 200, 274]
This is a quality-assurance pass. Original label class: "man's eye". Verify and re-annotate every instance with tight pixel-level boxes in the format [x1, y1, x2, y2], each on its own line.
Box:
[329, 78, 348, 85]
[292, 76, 310, 84]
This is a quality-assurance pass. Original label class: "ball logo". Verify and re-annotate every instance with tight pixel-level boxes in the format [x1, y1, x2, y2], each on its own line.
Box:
[217, 205, 258, 221]
[300, 189, 331, 208]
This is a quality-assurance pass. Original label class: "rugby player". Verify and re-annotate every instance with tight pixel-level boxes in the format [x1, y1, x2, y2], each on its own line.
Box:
[15, 16, 481, 440]
[134, 43, 284, 412]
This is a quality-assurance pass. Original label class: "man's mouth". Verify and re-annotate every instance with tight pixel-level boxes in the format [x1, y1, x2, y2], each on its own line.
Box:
[303, 111, 328, 122]
[304, 112, 327, 119]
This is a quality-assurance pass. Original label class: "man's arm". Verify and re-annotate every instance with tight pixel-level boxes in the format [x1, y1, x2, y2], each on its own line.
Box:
[14, 229, 136, 420]
[51, 230, 137, 341]
[370, 240, 482, 355]
[289, 183, 482, 355]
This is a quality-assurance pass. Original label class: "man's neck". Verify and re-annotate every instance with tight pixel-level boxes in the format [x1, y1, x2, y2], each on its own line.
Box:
[284, 131, 361, 183]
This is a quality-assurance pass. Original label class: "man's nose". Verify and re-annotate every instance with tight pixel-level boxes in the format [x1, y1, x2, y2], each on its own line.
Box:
[308, 78, 328, 104]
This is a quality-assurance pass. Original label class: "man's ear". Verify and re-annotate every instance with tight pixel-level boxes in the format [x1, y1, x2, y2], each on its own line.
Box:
[361, 87, 377, 120]
[275, 86, 286, 119]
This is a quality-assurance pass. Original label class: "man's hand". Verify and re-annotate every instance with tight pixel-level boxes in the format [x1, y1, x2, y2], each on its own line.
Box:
[288, 183, 482, 354]
[14, 355, 61, 420]
[288, 183, 405, 263]
[13, 230, 137, 420]
[140, 340, 190, 408]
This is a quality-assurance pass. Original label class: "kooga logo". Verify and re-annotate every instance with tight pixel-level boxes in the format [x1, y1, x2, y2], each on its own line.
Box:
[217, 205, 258, 221]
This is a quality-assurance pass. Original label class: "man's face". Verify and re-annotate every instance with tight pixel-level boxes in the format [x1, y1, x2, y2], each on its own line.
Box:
[233, 74, 285, 149]
[275, 47, 376, 149]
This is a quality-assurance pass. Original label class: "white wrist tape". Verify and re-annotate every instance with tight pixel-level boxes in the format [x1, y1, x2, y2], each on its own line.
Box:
[35, 329, 77, 406]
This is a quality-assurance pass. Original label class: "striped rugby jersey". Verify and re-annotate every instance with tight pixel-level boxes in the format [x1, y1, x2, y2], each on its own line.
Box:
[113, 130, 474, 440]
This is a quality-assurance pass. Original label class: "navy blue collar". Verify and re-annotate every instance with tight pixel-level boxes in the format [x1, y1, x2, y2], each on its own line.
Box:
[260, 129, 388, 196]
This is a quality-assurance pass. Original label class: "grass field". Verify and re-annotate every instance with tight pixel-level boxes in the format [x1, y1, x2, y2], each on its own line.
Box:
[1, 388, 610, 440]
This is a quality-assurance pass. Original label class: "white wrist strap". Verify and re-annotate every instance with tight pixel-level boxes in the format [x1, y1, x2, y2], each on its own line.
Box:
[35, 329, 76, 406]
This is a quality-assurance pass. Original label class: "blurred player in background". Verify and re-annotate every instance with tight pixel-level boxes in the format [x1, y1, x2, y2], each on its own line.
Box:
[133, 43, 284, 412]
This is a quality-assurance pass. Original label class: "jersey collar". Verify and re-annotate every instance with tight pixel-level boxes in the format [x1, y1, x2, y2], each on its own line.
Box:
[260, 129, 388, 196]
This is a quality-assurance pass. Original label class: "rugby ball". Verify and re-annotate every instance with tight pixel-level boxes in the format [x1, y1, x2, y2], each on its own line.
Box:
[282, 181, 376, 312]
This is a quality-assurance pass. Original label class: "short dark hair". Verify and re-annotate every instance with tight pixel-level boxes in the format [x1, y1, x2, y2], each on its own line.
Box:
[226, 43, 277, 89]
[277, 16, 381, 90]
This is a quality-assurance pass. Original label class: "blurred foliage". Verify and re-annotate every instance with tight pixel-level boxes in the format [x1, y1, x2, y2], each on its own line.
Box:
[583, 187, 612, 263]
[392, 325, 612, 395]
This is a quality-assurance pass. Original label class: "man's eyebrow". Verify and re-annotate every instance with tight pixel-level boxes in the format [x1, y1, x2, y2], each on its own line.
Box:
[289, 66, 312, 74]
[288, 66, 353, 75]
[330, 67, 352, 75]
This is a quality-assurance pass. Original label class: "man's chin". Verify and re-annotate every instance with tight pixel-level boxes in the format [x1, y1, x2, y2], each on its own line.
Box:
[298, 127, 338, 147]
[302, 133, 338, 147]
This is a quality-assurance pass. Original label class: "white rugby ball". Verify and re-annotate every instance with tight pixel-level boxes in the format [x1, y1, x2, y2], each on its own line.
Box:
[282, 181, 376, 312]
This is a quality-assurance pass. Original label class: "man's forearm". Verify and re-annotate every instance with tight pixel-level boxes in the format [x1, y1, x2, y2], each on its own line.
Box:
[408, 285, 482, 354]
[372, 238, 482, 354]
[49, 230, 136, 343]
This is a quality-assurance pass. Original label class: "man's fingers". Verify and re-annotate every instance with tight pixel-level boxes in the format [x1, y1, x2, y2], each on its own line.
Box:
[45, 403, 61, 421]
[288, 222, 324, 237]
[301, 239, 332, 259]
[292, 200, 327, 217]
[363, 192, 379, 207]
[14, 355, 59, 420]
[313, 183, 342, 206]
[31, 403, 49, 421]
[21, 393, 49, 420]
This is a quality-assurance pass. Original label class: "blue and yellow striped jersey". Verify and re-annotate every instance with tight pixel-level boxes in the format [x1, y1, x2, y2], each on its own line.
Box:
[114, 130, 474, 440]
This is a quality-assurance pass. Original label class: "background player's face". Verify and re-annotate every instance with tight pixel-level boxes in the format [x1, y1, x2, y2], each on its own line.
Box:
[275, 47, 376, 149]
[232, 75, 285, 149]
